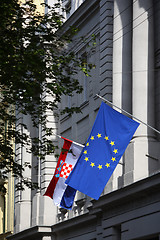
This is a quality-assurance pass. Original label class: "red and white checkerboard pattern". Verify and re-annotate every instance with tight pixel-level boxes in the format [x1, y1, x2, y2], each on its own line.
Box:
[60, 163, 73, 179]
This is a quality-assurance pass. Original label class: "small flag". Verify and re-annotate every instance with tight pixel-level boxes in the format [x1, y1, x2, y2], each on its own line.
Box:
[66, 102, 140, 200]
[44, 137, 83, 209]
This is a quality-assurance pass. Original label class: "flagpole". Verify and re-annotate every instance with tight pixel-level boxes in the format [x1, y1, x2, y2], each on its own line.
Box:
[54, 131, 124, 165]
[54, 133, 84, 148]
[96, 94, 160, 136]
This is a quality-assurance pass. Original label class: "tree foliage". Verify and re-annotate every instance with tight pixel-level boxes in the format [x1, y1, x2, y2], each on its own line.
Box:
[0, 0, 93, 191]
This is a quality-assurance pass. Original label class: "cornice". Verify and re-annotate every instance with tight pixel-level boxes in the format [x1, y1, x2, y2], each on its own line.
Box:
[59, 0, 100, 35]
[89, 172, 160, 213]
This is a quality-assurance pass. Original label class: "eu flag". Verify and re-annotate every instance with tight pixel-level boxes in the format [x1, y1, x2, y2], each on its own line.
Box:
[66, 102, 140, 200]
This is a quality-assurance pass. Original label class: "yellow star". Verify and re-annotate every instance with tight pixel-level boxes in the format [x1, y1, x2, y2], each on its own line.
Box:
[83, 150, 87, 154]
[97, 133, 101, 138]
[113, 149, 118, 154]
[84, 157, 89, 162]
[90, 162, 95, 167]
[110, 141, 115, 146]
[104, 136, 109, 141]
[98, 164, 103, 170]
[86, 142, 89, 147]
[105, 163, 110, 168]
[111, 157, 116, 162]
[90, 136, 94, 140]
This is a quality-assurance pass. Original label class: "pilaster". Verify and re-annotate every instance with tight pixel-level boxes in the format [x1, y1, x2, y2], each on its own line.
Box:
[112, 0, 132, 191]
[132, 0, 160, 182]
[14, 114, 32, 233]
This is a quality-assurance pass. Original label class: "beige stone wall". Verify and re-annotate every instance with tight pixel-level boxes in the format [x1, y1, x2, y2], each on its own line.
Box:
[0, 176, 14, 240]
[33, 0, 45, 15]
[20, 0, 45, 15]
[0, 193, 5, 234]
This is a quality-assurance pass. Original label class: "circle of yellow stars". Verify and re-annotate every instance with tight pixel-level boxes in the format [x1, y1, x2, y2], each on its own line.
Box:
[83, 133, 118, 170]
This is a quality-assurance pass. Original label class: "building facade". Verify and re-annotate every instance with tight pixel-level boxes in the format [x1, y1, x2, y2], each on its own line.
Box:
[8, 0, 160, 239]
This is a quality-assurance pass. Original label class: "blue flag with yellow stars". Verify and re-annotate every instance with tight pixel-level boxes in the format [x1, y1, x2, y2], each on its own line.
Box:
[66, 102, 140, 200]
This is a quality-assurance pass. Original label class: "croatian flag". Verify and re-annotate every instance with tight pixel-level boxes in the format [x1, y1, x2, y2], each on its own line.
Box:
[44, 137, 83, 210]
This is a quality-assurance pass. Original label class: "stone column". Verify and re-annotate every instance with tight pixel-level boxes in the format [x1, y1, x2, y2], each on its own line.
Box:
[14, 114, 32, 232]
[154, 0, 160, 135]
[133, 0, 154, 138]
[132, 0, 159, 181]
[112, 0, 132, 190]
[113, 0, 132, 112]
[32, 92, 58, 226]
